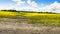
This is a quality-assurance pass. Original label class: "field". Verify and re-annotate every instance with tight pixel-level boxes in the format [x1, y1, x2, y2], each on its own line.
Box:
[0, 11, 19, 17]
[0, 11, 60, 26]
[0, 11, 60, 34]
[19, 12, 60, 26]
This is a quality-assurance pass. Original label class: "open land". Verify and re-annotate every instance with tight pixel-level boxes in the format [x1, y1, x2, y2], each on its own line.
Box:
[0, 10, 60, 34]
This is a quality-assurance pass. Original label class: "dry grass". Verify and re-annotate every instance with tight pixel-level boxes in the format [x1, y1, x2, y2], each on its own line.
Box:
[0, 23, 60, 34]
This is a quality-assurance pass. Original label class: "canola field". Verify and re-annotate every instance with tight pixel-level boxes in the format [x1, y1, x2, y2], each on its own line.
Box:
[0, 11, 60, 26]
[0, 11, 59, 18]
[20, 12, 60, 19]
[19, 12, 60, 26]
[0, 11, 19, 17]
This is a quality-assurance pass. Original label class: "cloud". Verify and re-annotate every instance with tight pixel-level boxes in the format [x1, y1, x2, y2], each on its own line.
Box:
[12, 0, 38, 7]
[27, 0, 31, 4]
[39, 1, 60, 13]
[12, 0, 25, 5]
[27, 0, 38, 7]
[12, 0, 38, 11]
[0, 4, 14, 10]
[0, 0, 60, 13]
[12, 0, 60, 13]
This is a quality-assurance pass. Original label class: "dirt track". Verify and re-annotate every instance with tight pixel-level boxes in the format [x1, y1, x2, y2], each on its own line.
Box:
[0, 23, 60, 34]
[0, 18, 60, 34]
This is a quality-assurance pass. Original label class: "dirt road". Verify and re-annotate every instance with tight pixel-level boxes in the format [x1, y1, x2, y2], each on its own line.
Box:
[0, 23, 60, 34]
[0, 18, 60, 34]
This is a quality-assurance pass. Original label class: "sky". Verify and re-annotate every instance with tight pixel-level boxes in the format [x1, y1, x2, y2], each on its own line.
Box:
[0, 0, 60, 13]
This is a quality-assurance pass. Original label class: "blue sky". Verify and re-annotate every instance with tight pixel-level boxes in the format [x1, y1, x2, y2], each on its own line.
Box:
[0, 0, 60, 5]
[0, 0, 60, 6]
[0, 0, 60, 13]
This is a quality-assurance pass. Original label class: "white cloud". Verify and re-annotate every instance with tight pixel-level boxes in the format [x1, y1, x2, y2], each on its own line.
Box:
[12, 0, 38, 7]
[12, 0, 60, 13]
[12, 0, 38, 11]
[27, 0, 31, 4]
[0, 4, 14, 10]
[14, 6, 39, 11]
[12, 0, 25, 5]
[39, 1, 60, 13]
[0, 0, 60, 13]
[27, 0, 38, 7]
[0, 0, 38, 11]
[31, 1, 38, 7]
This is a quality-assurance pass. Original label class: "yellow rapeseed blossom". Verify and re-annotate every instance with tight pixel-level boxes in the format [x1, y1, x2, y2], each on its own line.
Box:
[0, 11, 19, 17]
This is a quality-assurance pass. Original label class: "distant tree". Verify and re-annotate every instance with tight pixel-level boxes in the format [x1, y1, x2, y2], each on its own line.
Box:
[1, 10, 7, 11]
[7, 10, 16, 12]
[1, 9, 17, 12]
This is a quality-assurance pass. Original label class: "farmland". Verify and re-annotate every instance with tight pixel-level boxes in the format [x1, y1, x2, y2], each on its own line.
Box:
[0, 10, 60, 34]
[0, 11, 19, 17]
[0, 10, 60, 26]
